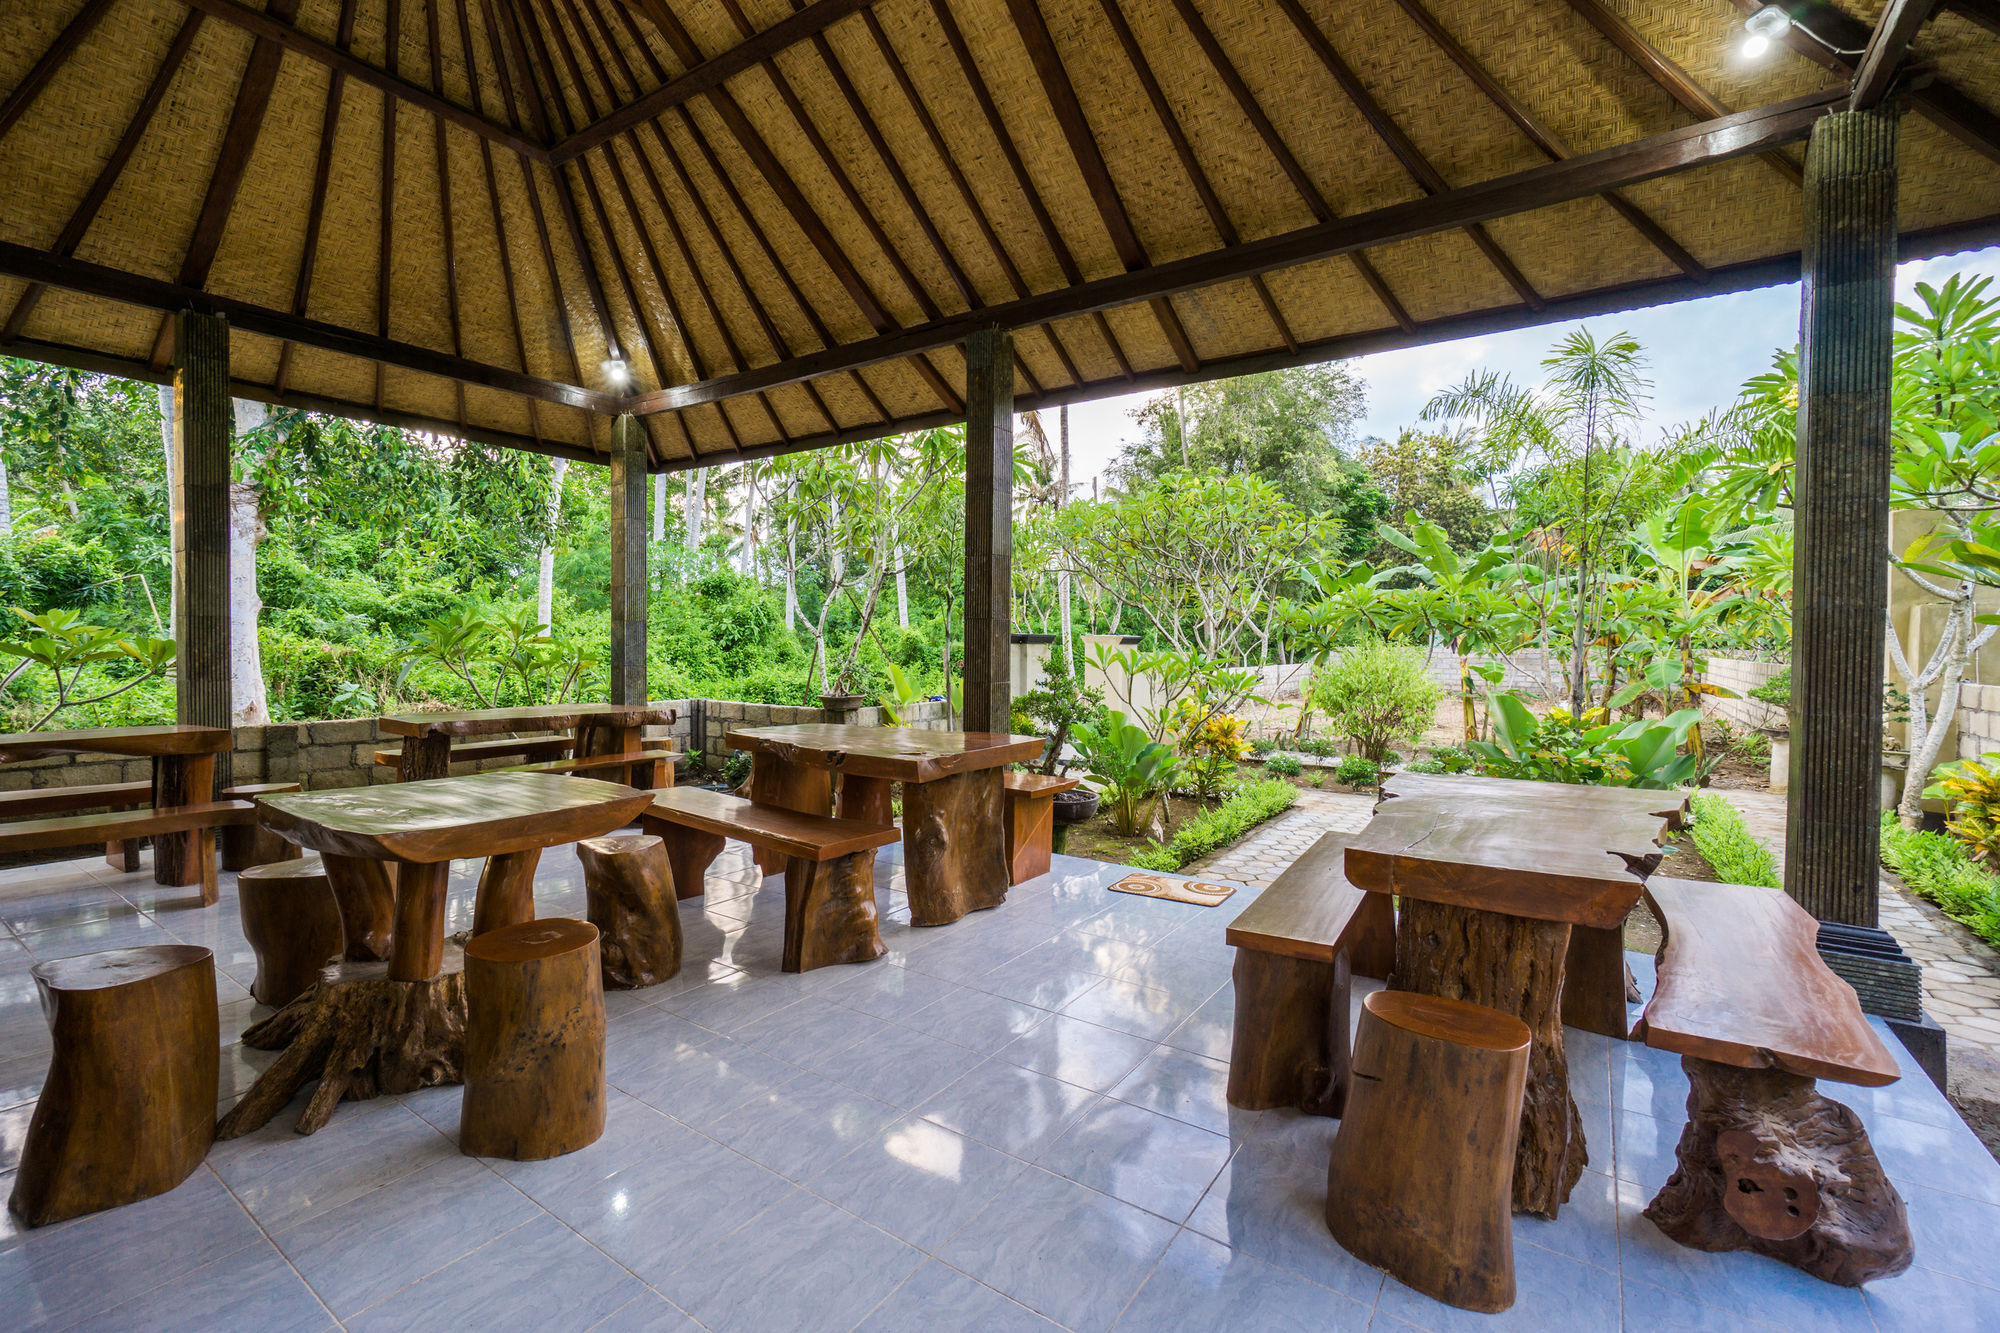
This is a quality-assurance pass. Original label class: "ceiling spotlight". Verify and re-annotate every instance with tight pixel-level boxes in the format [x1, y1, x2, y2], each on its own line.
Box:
[602, 358, 630, 387]
[1740, 4, 1791, 59]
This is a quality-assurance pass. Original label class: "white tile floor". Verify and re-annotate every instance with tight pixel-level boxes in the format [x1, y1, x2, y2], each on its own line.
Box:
[1, 843, 1998, 1331]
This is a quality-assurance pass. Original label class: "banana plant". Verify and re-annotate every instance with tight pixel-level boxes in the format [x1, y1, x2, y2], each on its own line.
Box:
[1373, 513, 1525, 742]
[1071, 709, 1181, 836]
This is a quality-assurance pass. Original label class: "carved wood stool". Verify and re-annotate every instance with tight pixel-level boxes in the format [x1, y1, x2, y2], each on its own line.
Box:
[460, 919, 605, 1161]
[578, 834, 682, 989]
[9, 945, 219, 1227]
[1324, 989, 1532, 1313]
[238, 856, 344, 1007]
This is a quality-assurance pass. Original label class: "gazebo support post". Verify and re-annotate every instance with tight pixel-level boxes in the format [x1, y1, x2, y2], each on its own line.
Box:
[1788, 104, 1942, 1085]
[608, 414, 648, 707]
[962, 328, 1013, 734]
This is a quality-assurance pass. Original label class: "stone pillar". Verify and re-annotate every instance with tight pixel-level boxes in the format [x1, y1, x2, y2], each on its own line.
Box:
[962, 328, 1013, 734]
[170, 310, 231, 730]
[1786, 107, 1899, 929]
[608, 415, 648, 706]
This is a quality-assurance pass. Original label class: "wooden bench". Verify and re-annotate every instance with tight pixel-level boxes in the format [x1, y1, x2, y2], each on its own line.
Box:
[373, 735, 573, 772]
[639, 787, 900, 974]
[1002, 771, 1076, 885]
[1633, 876, 1912, 1286]
[218, 782, 303, 870]
[0, 780, 153, 870]
[498, 749, 680, 789]
[1224, 831, 1396, 1116]
[0, 801, 257, 906]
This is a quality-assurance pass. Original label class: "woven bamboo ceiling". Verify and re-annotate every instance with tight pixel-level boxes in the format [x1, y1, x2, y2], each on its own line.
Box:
[0, 0, 1997, 469]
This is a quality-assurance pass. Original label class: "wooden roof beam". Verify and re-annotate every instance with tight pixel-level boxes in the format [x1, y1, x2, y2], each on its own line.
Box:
[1852, 0, 1944, 109]
[1947, 0, 2000, 37]
[171, 0, 550, 159]
[0, 0, 116, 143]
[623, 90, 1842, 415]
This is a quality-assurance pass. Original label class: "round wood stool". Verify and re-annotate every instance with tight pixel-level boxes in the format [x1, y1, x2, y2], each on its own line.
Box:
[1324, 989, 1532, 1313]
[578, 834, 682, 990]
[238, 856, 344, 1006]
[460, 919, 605, 1161]
[9, 945, 219, 1227]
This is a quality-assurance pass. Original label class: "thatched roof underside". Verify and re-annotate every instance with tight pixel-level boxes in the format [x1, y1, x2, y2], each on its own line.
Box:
[0, 0, 1997, 468]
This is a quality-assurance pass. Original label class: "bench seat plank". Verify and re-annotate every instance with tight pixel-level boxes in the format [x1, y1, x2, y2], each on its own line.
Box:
[374, 736, 573, 766]
[641, 788, 898, 862]
[0, 781, 152, 817]
[1002, 771, 1078, 797]
[0, 801, 257, 854]
[501, 750, 679, 776]
[1227, 833, 1394, 975]
[1638, 876, 1900, 1087]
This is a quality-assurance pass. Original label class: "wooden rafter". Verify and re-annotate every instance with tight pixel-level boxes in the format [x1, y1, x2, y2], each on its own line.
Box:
[622, 90, 1842, 415]
[1852, 0, 1944, 109]
[373, 0, 401, 407]
[1386, 0, 1705, 281]
[172, 0, 549, 159]
[1, 11, 206, 345]
[1948, 0, 2000, 37]
[275, 0, 360, 393]
[1000, 0, 1200, 372]
[426, 0, 469, 426]
[0, 0, 116, 143]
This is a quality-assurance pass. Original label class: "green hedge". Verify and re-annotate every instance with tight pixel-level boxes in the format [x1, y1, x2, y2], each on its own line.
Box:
[1130, 778, 1298, 872]
[1687, 792, 1781, 889]
[1880, 811, 2000, 948]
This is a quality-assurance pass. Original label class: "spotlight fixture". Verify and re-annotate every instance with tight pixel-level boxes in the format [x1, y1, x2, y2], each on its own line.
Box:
[602, 357, 630, 387]
[1739, 4, 1791, 59]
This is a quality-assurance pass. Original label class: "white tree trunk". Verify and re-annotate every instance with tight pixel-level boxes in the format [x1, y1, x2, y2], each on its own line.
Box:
[739, 466, 757, 576]
[653, 471, 666, 544]
[537, 457, 567, 629]
[685, 468, 706, 551]
[1057, 404, 1072, 663]
[785, 524, 799, 630]
[0, 449, 11, 540]
[227, 399, 271, 726]
[895, 538, 909, 630]
[156, 385, 177, 637]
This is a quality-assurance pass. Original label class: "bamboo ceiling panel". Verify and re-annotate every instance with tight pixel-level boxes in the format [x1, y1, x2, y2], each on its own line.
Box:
[0, 0, 1993, 469]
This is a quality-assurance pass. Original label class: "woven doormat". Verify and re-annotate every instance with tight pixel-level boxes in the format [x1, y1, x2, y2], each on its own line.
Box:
[1108, 872, 1237, 907]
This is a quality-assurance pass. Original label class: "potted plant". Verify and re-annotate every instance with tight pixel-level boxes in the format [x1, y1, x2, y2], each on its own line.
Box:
[1010, 655, 1104, 776]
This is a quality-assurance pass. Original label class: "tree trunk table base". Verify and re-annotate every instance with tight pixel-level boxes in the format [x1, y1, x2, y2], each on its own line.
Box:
[783, 851, 887, 973]
[218, 954, 467, 1138]
[902, 769, 1009, 926]
[749, 752, 831, 877]
[473, 848, 543, 937]
[579, 835, 682, 988]
[323, 854, 396, 961]
[1644, 1057, 1914, 1286]
[1394, 898, 1584, 1218]
[1227, 948, 1350, 1116]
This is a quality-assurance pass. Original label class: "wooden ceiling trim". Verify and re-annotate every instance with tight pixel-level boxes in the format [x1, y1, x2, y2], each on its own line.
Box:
[923, 0, 1135, 380]
[1089, 0, 1297, 352]
[1729, 0, 2000, 165]
[624, 89, 1843, 414]
[0, 0, 118, 143]
[1852, 0, 1944, 110]
[1000, 0, 1200, 372]
[276, 0, 360, 395]
[172, 0, 550, 159]
[0, 11, 207, 346]
[1386, 0, 1704, 282]
[1562, 0, 1803, 186]
[1260, 0, 1543, 310]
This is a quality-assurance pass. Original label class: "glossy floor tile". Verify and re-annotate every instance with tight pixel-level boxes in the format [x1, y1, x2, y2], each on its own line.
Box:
[0, 846, 1995, 1330]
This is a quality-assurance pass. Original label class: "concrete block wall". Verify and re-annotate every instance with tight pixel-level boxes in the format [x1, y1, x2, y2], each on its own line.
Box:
[1702, 656, 1789, 733]
[1957, 684, 2000, 761]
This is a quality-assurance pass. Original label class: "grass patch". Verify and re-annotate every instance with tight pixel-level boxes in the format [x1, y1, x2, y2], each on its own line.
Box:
[1688, 792, 1781, 889]
[1130, 778, 1299, 872]
[1879, 811, 2000, 948]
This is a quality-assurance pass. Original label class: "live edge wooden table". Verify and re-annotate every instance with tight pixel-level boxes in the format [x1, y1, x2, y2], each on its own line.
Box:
[378, 703, 677, 783]
[217, 771, 653, 1137]
[0, 724, 233, 892]
[1343, 771, 1685, 1219]
[726, 725, 1045, 926]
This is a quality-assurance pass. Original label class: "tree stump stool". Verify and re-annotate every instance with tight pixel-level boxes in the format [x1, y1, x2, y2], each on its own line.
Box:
[1324, 989, 1532, 1314]
[578, 834, 682, 989]
[238, 857, 345, 1007]
[9, 946, 219, 1227]
[460, 919, 605, 1161]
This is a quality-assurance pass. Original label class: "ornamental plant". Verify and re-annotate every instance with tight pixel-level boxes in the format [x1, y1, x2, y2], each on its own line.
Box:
[1072, 708, 1181, 837]
[1925, 755, 2000, 866]
[0, 607, 176, 731]
[1467, 690, 1704, 790]
[1306, 642, 1443, 763]
[1170, 700, 1249, 798]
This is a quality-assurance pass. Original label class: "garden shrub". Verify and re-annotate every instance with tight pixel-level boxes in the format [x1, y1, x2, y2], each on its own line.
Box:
[1296, 736, 1340, 758]
[1308, 643, 1443, 763]
[1880, 811, 2000, 947]
[1334, 755, 1380, 787]
[1265, 754, 1303, 777]
[1687, 792, 1780, 889]
[1133, 778, 1298, 871]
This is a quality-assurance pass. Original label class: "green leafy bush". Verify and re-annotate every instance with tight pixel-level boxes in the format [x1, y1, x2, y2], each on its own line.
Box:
[1469, 692, 1703, 789]
[1307, 643, 1443, 763]
[1334, 755, 1380, 787]
[1687, 792, 1780, 888]
[1296, 736, 1340, 758]
[1880, 810, 2000, 946]
[1248, 736, 1279, 756]
[1134, 779, 1299, 870]
[1074, 709, 1181, 836]
[1265, 753, 1303, 777]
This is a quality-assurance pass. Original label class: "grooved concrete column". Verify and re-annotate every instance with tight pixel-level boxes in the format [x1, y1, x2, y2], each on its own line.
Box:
[962, 329, 1014, 734]
[608, 415, 649, 706]
[1787, 107, 1899, 928]
[170, 310, 231, 729]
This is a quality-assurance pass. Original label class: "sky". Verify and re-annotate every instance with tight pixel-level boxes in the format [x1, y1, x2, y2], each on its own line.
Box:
[1052, 244, 2000, 492]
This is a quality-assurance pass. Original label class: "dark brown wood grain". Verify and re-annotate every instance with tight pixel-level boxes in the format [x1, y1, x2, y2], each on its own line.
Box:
[1003, 772, 1075, 885]
[1231, 833, 1395, 978]
[151, 751, 216, 892]
[1638, 876, 1902, 1085]
[1324, 990, 1532, 1312]
[644, 786, 899, 861]
[8, 945, 217, 1227]
[748, 750, 835, 875]
[729, 725, 1045, 784]
[473, 849, 543, 938]
[1561, 924, 1633, 1041]
[238, 858, 344, 1007]
[782, 851, 887, 974]
[901, 768, 1010, 926]
[323, 853, 396, 961]
[220, 781, 302, 870]
[0, 724, 233, 762]
[461, 919, 605, 1160]
[380, 704, 676, 739]
[1228, 948, 1349, 1116]
[396, 733, 454, 783]
[259, 772, 652, 864]
[579, 835, 682, 989]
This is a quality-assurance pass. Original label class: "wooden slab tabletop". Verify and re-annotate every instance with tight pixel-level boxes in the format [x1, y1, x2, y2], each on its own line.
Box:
[1343, 773, 1677, 929]
[1638, 876, 1901, 1086]
[0, 724, 233, 762]
[726, 725, 1045, 782]
[257, 771, 654, 863]
[378, 704, 676, 738]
